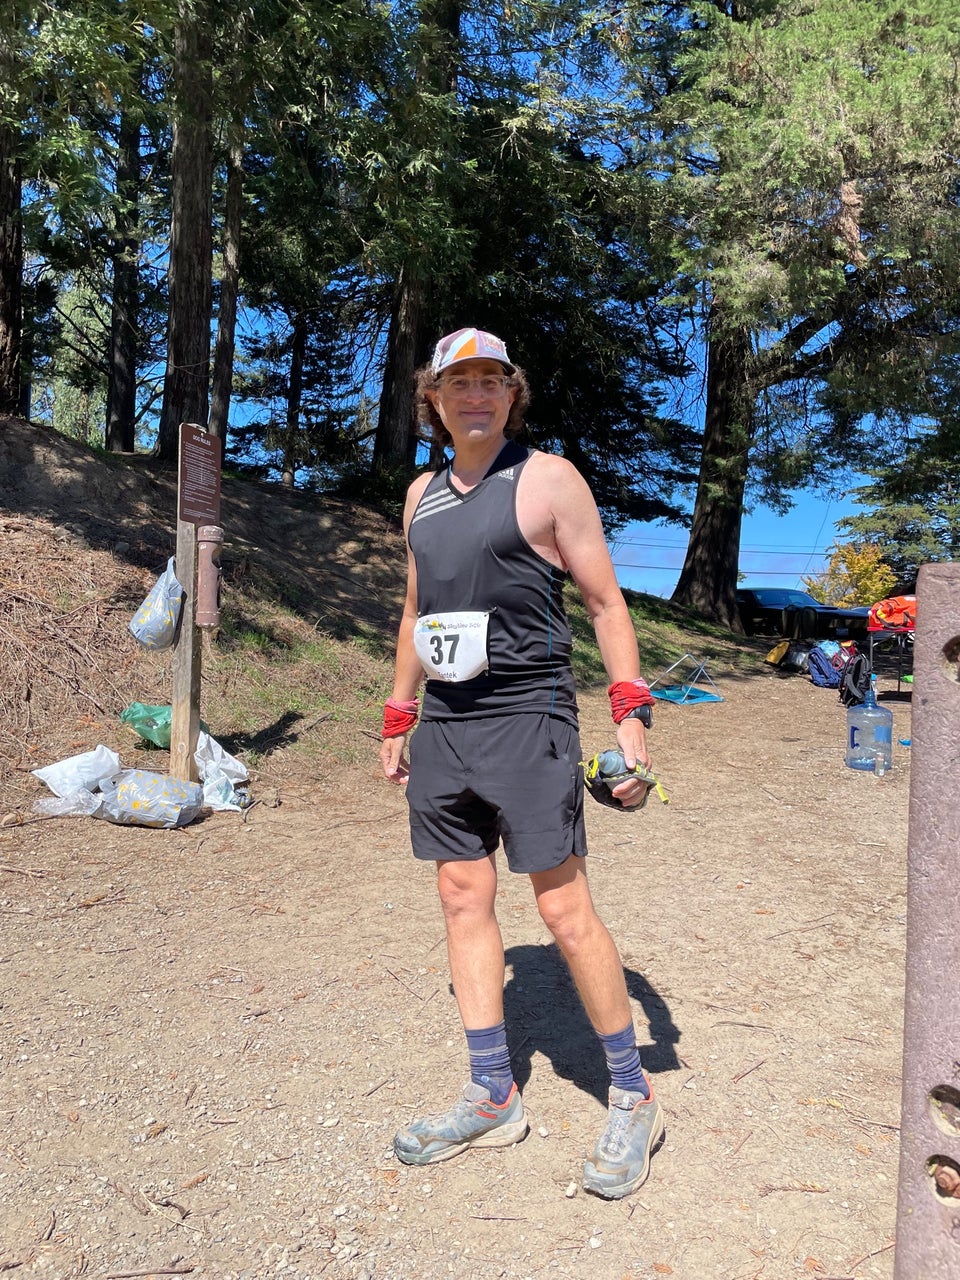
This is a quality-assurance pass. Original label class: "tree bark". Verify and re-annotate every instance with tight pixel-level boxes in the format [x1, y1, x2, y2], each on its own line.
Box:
[156, 2, 213, 461]
[209, 134, 243, 442]
[106, 86, 141, 452]
[671, 320, 754, 630]
[373, 0, 461, 472]
[281, 311, 306, 488]
[0, 121, 23, 418]
[374, 267, 425, 471]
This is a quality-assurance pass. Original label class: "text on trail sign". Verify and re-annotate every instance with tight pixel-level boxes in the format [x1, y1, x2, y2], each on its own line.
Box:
[178, 423, 222, 526]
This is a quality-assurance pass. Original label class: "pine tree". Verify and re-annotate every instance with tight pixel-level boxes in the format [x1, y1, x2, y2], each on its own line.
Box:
[619, 0, 960, 626]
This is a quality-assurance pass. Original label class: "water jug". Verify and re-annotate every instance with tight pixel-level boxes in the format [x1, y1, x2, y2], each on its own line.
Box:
[845, 676, 893, 773]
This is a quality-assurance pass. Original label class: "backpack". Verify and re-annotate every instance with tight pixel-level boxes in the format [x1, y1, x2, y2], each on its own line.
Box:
[839, 652, 872, 707]
[781, 642, 810, 673]
[807, 646, 840, 689]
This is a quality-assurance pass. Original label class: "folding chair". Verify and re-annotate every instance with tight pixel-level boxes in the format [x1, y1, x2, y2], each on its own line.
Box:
[648, 653, 724, 704]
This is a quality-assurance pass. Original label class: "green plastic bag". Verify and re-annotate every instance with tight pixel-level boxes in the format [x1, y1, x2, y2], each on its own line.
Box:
[120, 703, 209, 748]
[120, 703, 173, 747]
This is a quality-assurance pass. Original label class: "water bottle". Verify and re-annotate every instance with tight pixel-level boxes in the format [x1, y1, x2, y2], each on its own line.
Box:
[845, 676, 893, 773]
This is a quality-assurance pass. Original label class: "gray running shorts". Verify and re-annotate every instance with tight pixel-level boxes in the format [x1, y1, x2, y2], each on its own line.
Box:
[405, 713, 588, 874]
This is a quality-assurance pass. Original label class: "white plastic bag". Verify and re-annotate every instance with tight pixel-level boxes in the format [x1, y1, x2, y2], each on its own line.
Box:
[195, 731, 251, 812]
[195, 731, 248, 783]
[129, 558, 185, 650]
[201, 773, 252, 812]
[98, 769, 203, 829]
[32, 745, 120, 798]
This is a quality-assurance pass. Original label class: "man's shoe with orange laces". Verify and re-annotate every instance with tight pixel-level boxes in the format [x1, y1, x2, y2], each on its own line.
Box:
[394, 1082, 528, 1166]
[582, 1081, 665, 1198]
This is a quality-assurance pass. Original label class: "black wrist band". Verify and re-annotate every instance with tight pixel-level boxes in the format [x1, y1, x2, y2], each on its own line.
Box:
[624, 705, 653, 729]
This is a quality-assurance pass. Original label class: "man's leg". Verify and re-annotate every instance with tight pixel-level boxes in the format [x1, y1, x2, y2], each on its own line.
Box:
[529, 853, 633, 1034]
[436, 854, 505, 1028]
[530, 854, 664, 1199]
[393, 855, 527, 1165]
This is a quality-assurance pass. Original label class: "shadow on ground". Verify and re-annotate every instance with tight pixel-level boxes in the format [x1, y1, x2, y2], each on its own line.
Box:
[502, 941, 682, 1104]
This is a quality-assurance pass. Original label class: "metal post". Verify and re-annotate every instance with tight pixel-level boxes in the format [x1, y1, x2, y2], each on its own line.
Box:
[894, 562, 960, 1277]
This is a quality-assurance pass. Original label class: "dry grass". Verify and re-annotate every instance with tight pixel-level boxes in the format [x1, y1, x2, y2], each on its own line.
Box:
[0, 515, 394, 808]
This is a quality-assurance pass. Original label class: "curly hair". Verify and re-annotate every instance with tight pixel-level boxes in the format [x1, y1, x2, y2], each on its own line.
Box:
[414, 363, 531, 450]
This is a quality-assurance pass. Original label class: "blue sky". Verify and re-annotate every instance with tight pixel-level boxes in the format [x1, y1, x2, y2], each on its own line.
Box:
[610, 488, 857, 599]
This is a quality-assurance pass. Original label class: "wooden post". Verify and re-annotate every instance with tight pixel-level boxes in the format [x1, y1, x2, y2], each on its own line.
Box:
[169, 422, 222, 782]
[170, 516, 201, 781]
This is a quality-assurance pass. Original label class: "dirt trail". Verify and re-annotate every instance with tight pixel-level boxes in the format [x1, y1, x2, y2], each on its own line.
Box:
[1, 665, 911, 1280]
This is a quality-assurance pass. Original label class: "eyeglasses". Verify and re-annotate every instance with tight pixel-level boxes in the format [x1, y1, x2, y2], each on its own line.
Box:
[437, 374, 510, 397]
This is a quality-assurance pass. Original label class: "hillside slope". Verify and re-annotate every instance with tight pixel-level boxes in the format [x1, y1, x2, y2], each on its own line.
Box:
[0, 416, 407, 800]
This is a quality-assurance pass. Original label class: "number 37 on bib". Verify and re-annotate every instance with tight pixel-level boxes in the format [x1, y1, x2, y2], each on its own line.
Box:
[413, 611, 490, 682]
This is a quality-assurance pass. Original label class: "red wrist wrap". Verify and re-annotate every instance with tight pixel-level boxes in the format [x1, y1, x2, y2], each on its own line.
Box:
[608, 679, 655, 724]
[382, 697, 419, 739]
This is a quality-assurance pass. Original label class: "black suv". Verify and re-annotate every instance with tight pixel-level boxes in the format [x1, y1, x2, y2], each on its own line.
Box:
[735, 587, 870, 640]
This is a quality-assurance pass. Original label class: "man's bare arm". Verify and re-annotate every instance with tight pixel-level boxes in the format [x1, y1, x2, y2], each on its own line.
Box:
[543, 455, 652, 778]
[380, 473, 431, 781]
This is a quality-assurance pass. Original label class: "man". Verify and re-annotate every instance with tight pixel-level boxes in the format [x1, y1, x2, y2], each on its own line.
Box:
[379, 326, 663, 1199]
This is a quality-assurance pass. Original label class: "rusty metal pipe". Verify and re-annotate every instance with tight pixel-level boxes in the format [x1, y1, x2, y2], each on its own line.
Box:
[894, 562, 960, 1277]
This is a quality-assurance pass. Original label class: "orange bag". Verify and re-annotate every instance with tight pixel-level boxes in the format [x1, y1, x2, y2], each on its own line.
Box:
[868, 594, 917, 631]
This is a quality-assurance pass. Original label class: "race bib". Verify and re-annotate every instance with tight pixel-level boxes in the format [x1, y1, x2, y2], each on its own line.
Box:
[413, 611, 490, 682]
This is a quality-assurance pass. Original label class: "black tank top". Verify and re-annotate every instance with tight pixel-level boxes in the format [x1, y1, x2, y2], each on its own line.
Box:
[408, 441, 578, 724]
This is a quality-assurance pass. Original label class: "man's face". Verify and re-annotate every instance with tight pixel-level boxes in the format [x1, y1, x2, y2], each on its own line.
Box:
[426, 358, 517, 444]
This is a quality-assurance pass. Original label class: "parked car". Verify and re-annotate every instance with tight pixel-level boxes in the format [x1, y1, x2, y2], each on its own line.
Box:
[735, 587, 870, 640]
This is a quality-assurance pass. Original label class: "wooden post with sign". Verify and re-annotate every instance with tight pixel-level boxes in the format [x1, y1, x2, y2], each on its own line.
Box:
[170, 422, 222, 781]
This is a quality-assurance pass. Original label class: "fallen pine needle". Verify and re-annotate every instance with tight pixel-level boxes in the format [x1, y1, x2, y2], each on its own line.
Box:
[732, 1059, 765, 1084]
[759, 1181, 827, 1195]
[729, 1130, 753, 1156]
[848, 1241, 895, 1268]
[104, 1268, 195, 1278]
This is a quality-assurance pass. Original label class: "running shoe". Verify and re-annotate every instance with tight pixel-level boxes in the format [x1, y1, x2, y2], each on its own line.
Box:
[394, 1082, 528, 1166]
[582, 1081, 665, 1198]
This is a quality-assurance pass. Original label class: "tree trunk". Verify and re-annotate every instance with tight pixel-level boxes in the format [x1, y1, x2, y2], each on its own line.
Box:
[671, 321, 754, 629]
[372, 0, 461, 473]
[106, 87, 141, 453]
[0, 121, 23, 417]
[281, 311, 306, 488]
[374, 267, 425, 471]
[156, 3, 213, 461]
[209, 134, 243, 442]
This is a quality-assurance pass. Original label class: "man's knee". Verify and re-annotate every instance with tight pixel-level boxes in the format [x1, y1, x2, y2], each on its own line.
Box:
[438, 858, 497, 920]
[537, 894, 598, 951]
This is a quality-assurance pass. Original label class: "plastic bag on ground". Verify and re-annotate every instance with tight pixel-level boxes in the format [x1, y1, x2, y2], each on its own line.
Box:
[32, 788, 103, 818]
[195, 731, 248, 783]
[98, 769, 203, 829]
[120, 703, 209, 748]
[32, 745, 121, 798]
[195, 731, 251, 812]
[201, 773, 252, 812]
[129, 557, 184, 650]
[120, 702, 173, 748]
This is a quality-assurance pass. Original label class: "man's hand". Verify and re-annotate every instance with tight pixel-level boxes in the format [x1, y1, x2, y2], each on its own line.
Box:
[380, 735, 410, 784]
[616, 715, 650, 771]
